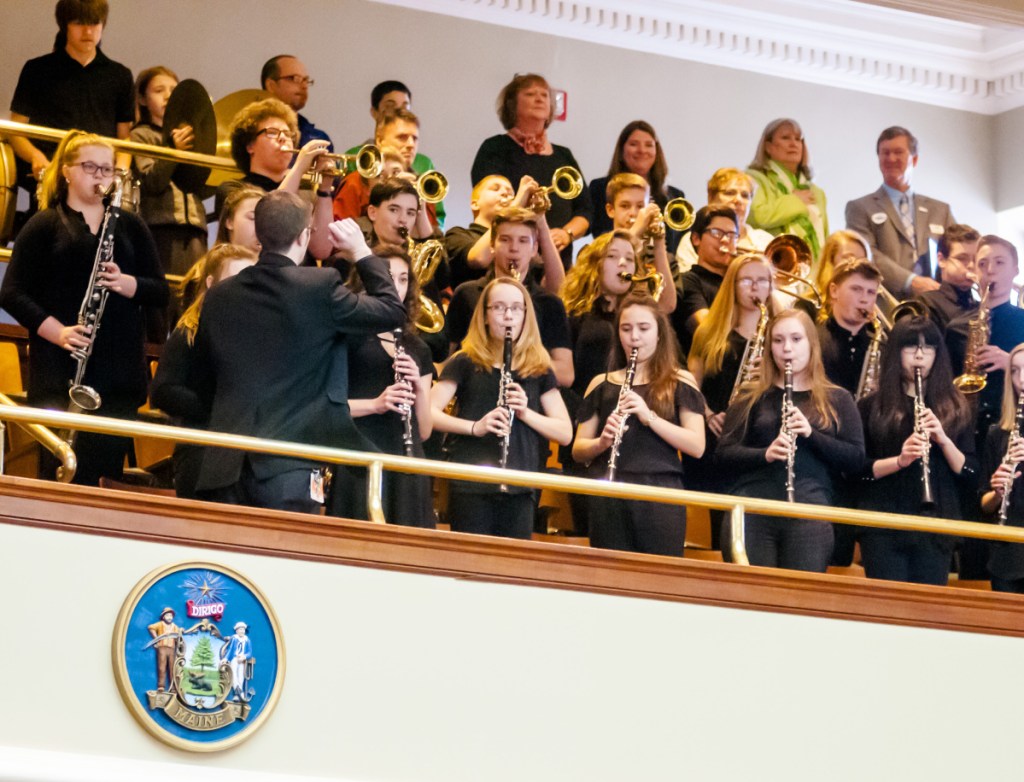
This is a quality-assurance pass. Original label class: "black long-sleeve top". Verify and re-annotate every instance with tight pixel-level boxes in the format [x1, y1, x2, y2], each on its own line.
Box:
[151, 326, 206, 427]
[856, 393, 978, 526]
[981, 426, 1024, 580]
[0, 204, 168, 407]
[716, 386, 864, 505]
[699, 330, 747, 414]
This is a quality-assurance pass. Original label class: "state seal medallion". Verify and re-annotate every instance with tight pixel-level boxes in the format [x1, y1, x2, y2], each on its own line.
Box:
[112, 562, 285, 751]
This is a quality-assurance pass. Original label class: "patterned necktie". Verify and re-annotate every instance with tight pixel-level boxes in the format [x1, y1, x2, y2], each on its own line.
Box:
[899, 194, 917, 252]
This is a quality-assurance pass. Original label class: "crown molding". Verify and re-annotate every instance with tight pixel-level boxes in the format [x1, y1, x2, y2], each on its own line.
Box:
[372, 0, 1024, 114]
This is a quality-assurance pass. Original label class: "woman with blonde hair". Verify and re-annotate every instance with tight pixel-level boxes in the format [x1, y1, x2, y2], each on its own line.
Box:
[431, 277, 572, 539]
[0, 131, 168, 486]
[813, 230, 873, 320]
[747, 118, 828, 260]
[151, 244, 257, 498]
[716, 309, 864, 572]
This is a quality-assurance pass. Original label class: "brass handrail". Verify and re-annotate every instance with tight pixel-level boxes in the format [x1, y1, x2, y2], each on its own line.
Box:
[0, 118, 240, 173]
[0, 394, 76, 482]
[0, 404, 1022, 560]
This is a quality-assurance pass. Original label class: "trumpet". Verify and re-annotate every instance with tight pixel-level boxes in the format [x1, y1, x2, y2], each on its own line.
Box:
[646, 198, 695, 238]
[529, 166, 583, 213]
[953, 282, 992, 394]
[617, 268, 664, 301]
[416, 170, 448, 204]
[281, 143, 383, 183]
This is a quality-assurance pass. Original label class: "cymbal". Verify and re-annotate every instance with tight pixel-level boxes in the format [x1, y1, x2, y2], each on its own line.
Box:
[213, 89, 272, 158]
[162, 79, 217, 192]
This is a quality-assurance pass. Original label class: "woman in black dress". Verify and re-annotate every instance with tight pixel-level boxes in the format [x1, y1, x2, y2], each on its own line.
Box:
[717, 309, 864, 572]
[856, 316, 975, 585]
[431, 278, 572, 539]
[470, 73, 590, 269]
[980, 343, 1024, 592]
[0, 131, 168, 486]
[343, 246, 435, 528]
[573, 294, 706, 555]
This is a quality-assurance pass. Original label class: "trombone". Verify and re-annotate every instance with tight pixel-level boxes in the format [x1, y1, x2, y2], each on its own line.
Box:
[761, 235, 823, 310]
[529, 166, 583, 213]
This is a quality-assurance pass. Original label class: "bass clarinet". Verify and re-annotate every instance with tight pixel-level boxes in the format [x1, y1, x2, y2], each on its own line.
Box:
[393, 329, 415, 457]
[998, 390, 1024, 525]
[62, 171, 128, 447]
[913, 367, 935, 509]
[782, 360, 796, 502]
[498, 326, 514, 492]
[606, 347, 639, 481]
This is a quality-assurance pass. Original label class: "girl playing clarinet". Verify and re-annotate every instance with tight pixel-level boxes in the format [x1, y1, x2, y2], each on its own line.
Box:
[981, 343, 1024, 592]
[716, 309, 864, 572]
[339, 246, 435, 528]
[857, 316, 975, 585]
[431, 278, 571, 539]
[573, 293, 705, 555]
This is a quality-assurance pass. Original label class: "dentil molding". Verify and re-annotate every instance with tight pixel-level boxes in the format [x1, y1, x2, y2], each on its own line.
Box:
[372, 0, 1024, 114]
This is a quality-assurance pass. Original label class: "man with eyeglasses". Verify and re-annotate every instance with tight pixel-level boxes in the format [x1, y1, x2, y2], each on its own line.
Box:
[215, 98, 335, 261]
[261, 55, 332, 150]
[671, 205, 740, 357]
[915, 224, 980, 333]
[445, 206, 572, 387]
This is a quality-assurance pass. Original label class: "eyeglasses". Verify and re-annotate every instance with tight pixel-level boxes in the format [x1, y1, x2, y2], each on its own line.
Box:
[901, 344, 937, 356]
[487, 303, 526, 315]
[275, 75, 314, 87]
[71, 161, 115, 177]
[706, 227, 740, 242]
[737, 278, 771, 289]
[256, 127, 296, 143]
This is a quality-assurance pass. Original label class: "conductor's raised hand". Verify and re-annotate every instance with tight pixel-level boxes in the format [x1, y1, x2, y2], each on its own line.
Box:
[327, 218, 372, 262]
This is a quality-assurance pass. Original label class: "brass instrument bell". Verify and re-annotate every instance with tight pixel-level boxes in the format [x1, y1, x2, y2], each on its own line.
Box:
[416, 170, 448, 204]
[529, 166, 583, 213]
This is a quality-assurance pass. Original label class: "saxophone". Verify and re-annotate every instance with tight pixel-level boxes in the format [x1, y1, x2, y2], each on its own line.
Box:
[953, 283, 991, 394]
[730, 298, 769, 405]
[997, 390, 1024, 524]
[606, 347, 639, 481]
[914, 367, 935, 509]
[392, 329, 414, 457]
[497, 327, 514, 492]
[782, 360, 796, 502]
[856, 308, 885, 400]
[61, 171, 128, 447]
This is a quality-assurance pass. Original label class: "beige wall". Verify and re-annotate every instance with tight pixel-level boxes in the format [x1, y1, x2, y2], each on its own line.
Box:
[0, 0, 1008, 236]
[2, 520, 1024, 781]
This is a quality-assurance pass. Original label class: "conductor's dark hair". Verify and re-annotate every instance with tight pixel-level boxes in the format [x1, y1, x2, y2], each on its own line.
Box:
[371, 81, 412, 109]
[254, 191, 311, 254]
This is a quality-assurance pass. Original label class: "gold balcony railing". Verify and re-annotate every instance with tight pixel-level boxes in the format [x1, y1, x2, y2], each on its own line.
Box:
[0, 393, 75, 482]
[2, 403, 1024, 567]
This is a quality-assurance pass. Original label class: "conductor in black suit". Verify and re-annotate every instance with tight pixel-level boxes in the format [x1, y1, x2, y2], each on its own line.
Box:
[193, 190, 406, 513]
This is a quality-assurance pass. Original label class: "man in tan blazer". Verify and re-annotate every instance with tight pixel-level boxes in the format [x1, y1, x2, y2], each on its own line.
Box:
[845, 126, 954, 300]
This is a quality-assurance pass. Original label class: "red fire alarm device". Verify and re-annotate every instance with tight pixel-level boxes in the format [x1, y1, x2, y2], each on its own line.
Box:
[552, 88, 567, 122]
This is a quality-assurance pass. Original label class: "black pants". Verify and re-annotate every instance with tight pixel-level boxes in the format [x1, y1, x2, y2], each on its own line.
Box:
[448, 490, 535, 540]
[201, 460, 320, 514]
[588, 472, 686, 556]
[991, 575, 1024, 593]
[723, 513, 833, 573]
[860, 530, 952, 586]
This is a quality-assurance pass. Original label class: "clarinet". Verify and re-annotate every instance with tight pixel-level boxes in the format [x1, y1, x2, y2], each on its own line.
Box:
[393, 329, 414, 457]
[497, 327, 514, 492]
[914, 367, 935, 509]
[61, 172, 127, 447]
[998, 391, 1024, 525]
[782, 360, 796, 503]
[606, 347, 639, 481]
